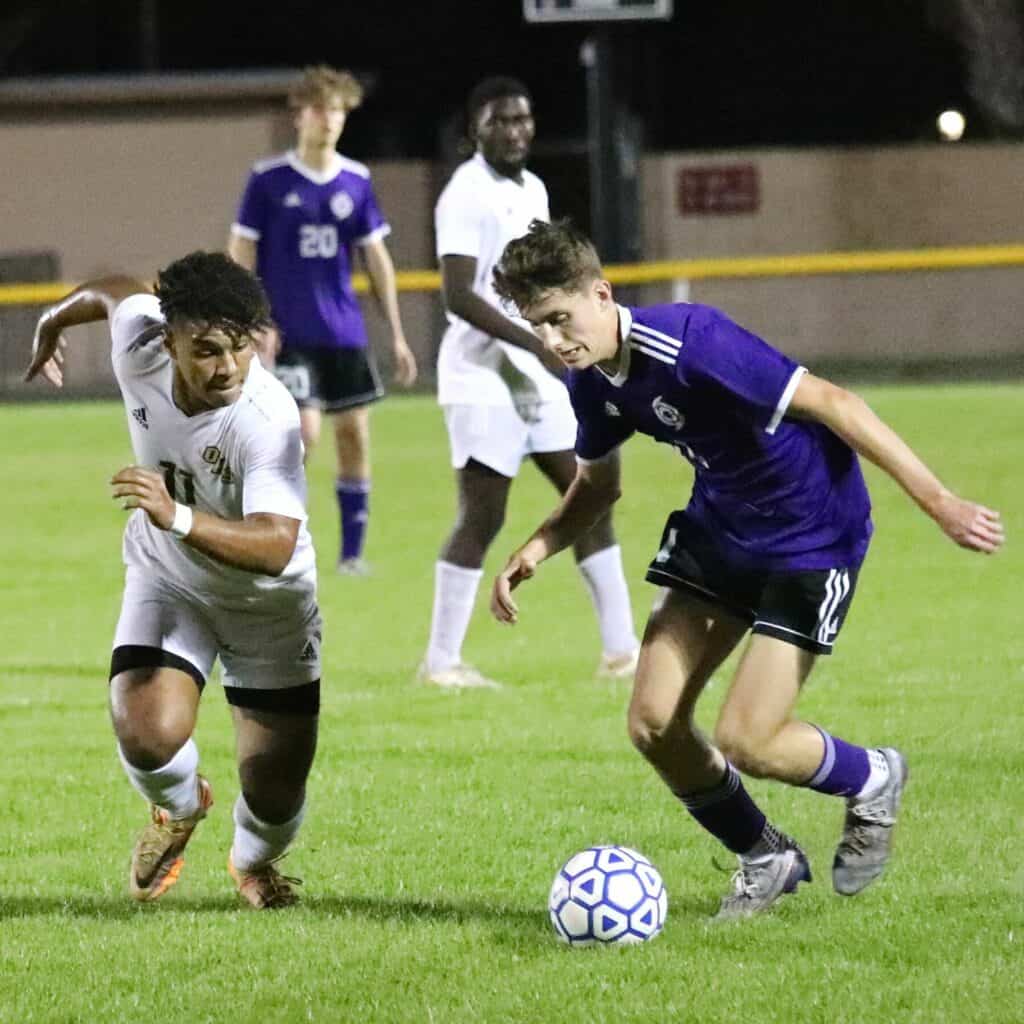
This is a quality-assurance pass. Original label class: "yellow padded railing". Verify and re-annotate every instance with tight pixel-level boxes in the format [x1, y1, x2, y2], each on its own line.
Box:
[1, 243, 1022, 305]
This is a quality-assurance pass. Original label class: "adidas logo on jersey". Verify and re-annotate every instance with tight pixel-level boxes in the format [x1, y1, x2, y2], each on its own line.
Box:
[131, 407, 148, 429]
[604, 402, 621, 417]
[283, 192, 302, 207]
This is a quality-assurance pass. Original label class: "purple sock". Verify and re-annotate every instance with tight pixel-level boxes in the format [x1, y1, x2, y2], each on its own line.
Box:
[676, 764, 770, 855]
[336, 478, 370, 561]
[805, 726, 871, 796]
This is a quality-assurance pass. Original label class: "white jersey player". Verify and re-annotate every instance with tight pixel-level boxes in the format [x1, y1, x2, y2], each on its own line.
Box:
[420, 76, 639, 689]
[25, 252, 320, 910]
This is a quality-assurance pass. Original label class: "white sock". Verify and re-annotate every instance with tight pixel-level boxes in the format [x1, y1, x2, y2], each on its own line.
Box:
[425, 561, 483, 673]
[577, 545, 639, 656]
[856, 749, 892, 800]
[118, 738, 201, 819]
[231, 793, 305, 872]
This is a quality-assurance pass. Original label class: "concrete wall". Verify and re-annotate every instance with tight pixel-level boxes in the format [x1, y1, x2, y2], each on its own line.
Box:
[640, 146, 1024, 367]
[2, 106, 1023, 395]
[0, 107, 441, 394]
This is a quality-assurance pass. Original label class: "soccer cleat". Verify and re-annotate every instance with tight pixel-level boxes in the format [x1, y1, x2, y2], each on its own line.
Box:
[228, 854, 302, 910]
[336, 557, 372, 577]
[596, 648, 640, 680]
[713, 837, 812, 921]
[833, 748, 908, 896]
[129, 775, 213, 902]
[416, 661, 502, 690]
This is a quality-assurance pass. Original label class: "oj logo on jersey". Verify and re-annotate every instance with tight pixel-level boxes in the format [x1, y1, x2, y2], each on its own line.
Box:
[202, 445, 235, 485]
[329, 190, 354, 221]
[652, 395, 684, 430]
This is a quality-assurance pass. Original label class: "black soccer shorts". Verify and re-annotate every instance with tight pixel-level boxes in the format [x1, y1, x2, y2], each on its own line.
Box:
[274, 345, 384, 413]
[645, 510, 860, 656]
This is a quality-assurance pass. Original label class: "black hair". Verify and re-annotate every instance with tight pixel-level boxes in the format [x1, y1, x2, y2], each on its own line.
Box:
[466, 75, 533, 131]
[155, 251, 272, 338]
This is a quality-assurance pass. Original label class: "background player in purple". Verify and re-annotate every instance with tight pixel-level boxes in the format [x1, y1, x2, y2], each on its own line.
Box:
[229, 65, 417, 575]
[489, 219, 1004, 920]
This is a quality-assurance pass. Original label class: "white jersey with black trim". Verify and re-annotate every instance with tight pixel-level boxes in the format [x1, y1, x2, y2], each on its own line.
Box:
[109, 293, 316, 602]
[434, 153, 567, 407]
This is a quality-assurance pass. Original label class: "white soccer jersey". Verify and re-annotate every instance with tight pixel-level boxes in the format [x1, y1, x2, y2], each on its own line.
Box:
[109, 293, 316, 601]
[434, 153, 566, 407]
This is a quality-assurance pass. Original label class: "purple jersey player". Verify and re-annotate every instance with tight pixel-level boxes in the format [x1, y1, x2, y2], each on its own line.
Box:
[489, 219, 1003, 921]
[229, 66, 417, 575]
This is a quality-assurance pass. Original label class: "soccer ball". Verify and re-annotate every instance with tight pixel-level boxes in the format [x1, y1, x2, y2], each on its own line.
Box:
[548, 845, 668, 946]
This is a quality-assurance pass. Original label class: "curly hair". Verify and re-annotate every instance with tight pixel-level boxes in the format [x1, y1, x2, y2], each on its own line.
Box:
[492, 219, 603, 312]
[288, 65, 364, 112]
[155, 252, 272, 338]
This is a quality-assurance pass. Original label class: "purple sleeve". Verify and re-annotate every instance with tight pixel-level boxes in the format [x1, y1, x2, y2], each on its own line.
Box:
[234, 171, 267, 237]
[677, 313, 804, 434]
[569, 382, 635, 461]
[352, 179, 390, 245]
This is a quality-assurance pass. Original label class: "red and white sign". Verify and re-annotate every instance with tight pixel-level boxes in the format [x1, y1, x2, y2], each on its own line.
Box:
[677, 163, 760, 215]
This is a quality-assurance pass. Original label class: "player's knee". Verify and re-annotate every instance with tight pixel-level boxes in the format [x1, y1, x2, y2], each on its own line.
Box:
[451, 507, 504, 557]
[627, 702, 674, 758]
[113, 712, 192, 770]
[713, 721, 773, 779]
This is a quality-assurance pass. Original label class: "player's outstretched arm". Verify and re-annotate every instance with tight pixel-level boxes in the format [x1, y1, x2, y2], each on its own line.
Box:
[491, 453, 622, 623]
[24, 276, 149, 387]
[789, 373, 1004, 554]
[110, 466, 299, 576]
[360, 237, 417, 387]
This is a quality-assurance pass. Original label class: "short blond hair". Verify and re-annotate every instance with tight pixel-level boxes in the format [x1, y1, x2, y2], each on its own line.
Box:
[288, 65, 364, 112]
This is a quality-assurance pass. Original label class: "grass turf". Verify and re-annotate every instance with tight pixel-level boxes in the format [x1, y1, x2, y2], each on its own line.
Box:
[0, 388, 1021, 1023]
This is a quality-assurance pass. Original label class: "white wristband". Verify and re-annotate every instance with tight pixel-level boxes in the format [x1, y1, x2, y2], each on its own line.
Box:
[169, 502, 194, 539]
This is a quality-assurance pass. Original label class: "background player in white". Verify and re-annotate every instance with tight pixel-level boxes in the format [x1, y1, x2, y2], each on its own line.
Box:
[25, 253, 321, 909]
[229, 66, 417, 575]
[421, 76, 639, 689]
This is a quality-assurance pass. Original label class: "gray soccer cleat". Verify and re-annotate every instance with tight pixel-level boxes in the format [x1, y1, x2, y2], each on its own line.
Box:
[833, 747, 908, 896]
[713, 838, 812, 921]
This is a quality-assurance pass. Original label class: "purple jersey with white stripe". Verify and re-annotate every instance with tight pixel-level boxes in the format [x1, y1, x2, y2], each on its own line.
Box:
[569, 303, 872, 572]
[234, 152, 390, 350]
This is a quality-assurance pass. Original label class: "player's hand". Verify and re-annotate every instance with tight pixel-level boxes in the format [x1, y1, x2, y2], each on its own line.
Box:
[110, 466, 177, 530]
[932, 492, 1004, 553]
[252, 326, 281, 369]
[490, 550, 539, 624]
[24, 314, 69, 387]
[391, 337, 418, 388]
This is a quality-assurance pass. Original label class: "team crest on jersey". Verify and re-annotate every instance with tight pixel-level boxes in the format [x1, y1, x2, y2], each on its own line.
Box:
[202, 445, 234, 484]
[652, 395, 684, 430]
[329, 190, 354, 221]
[283, 191, 303, 208]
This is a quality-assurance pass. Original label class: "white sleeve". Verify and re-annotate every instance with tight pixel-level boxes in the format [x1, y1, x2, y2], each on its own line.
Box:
[109, 293, 168, 373]
[241, 415, 308, 521]
[435, 176, 483, 260]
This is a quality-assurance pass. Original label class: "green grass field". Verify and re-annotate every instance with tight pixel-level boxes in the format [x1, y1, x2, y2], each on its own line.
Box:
[1, 389, 1021, 1023]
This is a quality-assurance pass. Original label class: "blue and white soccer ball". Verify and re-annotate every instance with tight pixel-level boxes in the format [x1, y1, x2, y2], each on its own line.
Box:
[548, 845, 668, 946]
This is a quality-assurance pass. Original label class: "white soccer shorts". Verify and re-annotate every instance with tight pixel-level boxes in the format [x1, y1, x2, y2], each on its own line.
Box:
[442, 396, 578, 479]
[113, 567, 322, 690]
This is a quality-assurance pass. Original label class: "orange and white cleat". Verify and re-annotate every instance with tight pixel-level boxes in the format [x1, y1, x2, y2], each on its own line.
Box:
[228, 853, 302, 910]
[129, 775, 213, 902]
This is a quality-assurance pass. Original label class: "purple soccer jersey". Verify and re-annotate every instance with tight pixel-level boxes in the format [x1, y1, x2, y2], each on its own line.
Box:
[569, 303, 873, 572]
[234, 152, 390, 350]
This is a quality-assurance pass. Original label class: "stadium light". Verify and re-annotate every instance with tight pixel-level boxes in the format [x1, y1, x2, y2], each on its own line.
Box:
[937, 109, 966, 141]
